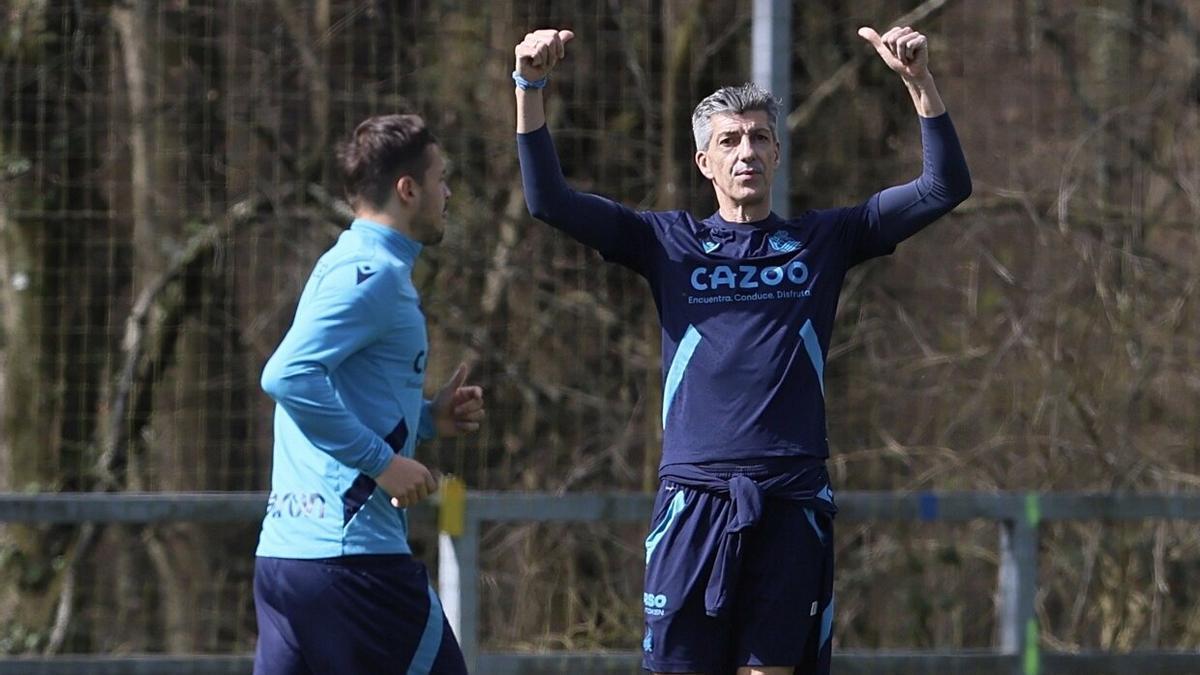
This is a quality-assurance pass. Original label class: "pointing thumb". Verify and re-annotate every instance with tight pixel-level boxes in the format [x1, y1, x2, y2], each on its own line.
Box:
[446, 362, 469, 391]
[857, 26, 882, 47]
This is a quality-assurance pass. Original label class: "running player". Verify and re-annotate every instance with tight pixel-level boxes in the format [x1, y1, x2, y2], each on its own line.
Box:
[514, 25, 970, 675]
[253, 113, 485, 675]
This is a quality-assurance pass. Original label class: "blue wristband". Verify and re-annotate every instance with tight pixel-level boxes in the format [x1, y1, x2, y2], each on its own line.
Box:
[512, 70, 548, 90]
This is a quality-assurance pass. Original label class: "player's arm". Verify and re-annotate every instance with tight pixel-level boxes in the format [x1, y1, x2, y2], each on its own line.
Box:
[261, 267, 436, 506]
[514, 29, 654, 269]
[846, 27, 972, 260]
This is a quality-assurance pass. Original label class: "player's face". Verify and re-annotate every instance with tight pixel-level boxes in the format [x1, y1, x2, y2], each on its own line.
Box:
[411, 145, 451, 245]
[695, 111, 779, 208]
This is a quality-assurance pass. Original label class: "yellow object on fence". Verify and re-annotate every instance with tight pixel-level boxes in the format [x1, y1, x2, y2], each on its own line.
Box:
[439, 475, 467, 537]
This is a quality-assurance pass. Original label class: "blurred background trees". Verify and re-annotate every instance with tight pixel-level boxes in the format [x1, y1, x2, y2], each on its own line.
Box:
[0, 0, 1198, 657]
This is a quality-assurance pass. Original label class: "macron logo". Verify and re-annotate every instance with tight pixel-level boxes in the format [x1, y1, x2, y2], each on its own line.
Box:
[356, 264, 377, 285]
[703, 240, 720, 254]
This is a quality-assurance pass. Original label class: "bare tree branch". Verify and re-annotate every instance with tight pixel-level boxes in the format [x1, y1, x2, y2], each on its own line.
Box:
[607, 0, 655, 126]
[273, 0, 331, 178]
[44, 195, 268, 654]
[788, 0, 952, 132]
[112, 0, 171, 270]
[691, 8, 751, 81]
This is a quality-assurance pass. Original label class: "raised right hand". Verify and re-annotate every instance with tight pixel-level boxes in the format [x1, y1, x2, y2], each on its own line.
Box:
[514, 29, 575, 82]
[375, 455, 438, 508]
[857, 26, 930, 83]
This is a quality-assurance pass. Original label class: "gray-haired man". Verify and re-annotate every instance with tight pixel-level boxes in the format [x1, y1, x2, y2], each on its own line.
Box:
[514, 26, 971, 675]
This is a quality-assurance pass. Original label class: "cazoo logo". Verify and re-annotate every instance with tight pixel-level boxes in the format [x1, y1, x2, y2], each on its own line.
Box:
[689, 261, 809, 291]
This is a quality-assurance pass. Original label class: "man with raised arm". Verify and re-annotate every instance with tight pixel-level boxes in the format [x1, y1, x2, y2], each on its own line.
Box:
[515, 24, 970, 675]
[254, 114, 484, 675]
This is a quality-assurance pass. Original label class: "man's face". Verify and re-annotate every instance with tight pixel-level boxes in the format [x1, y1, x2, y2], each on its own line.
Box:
[694, 111, 779, 209]
[410, 145, 451, 245]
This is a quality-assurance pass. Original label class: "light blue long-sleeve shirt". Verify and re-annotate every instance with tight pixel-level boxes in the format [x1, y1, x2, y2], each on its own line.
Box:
[256, 219, 436, 558]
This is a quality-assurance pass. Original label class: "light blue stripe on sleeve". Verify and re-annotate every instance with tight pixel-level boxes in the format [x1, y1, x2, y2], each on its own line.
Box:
[407, 585, 444, 675]
[645, 490, 687, 564]
[662, 325, 702, 429]
[799, 319, 825, 397]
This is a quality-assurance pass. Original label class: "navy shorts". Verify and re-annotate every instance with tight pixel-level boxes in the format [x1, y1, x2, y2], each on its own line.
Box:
[253, 555, 467, 675]
[642, 483, 835, 674]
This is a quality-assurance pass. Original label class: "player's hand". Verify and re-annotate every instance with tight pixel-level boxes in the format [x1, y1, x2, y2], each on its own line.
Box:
[430, 362, 485, 437]
[376, 455, 438, 508]
[858, 26, 930, 82]
[514, 29, 575, 82]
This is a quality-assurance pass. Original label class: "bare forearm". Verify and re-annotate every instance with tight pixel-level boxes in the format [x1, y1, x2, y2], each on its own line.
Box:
[515, 87, 546, 133]
[903, 73, 946, 118]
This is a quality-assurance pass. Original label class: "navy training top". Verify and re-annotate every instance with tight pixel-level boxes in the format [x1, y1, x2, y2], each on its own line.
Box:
[517, 113, 971, 468]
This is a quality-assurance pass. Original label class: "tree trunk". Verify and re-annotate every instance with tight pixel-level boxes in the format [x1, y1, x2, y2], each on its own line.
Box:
[0, 2, 120, 653]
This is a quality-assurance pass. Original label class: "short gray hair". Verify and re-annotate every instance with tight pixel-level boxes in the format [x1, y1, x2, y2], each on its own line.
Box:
[691, 83, 781, 151]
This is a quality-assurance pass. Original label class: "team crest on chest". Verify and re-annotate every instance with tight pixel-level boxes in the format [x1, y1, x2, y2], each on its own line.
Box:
[768, 230, 802, 253]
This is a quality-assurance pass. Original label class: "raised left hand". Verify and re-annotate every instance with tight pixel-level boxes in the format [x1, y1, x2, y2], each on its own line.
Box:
[858, 26, 930, 82]
[430, 363, 485, 437]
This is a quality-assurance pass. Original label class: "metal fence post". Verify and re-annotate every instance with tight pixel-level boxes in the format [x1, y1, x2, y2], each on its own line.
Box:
[752, 0, 792, 217]
[438, 532, 461, 639]
[434, 477, 478, 671]
[455, 507, 481, 672]
[437, 477, 467, 642]
[998, 494, 1040, 675]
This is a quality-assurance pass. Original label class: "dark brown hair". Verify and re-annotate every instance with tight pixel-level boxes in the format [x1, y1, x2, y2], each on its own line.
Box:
[336, 114, 438, 210]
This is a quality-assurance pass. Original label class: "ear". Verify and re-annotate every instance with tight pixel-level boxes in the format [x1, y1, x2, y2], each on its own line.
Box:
[773, 139, 781, 167]
[695, 151, 714, 180]
[396, 175, 420, 207]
